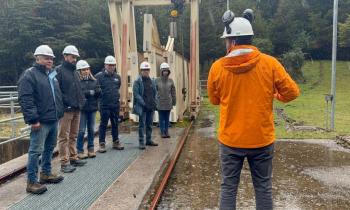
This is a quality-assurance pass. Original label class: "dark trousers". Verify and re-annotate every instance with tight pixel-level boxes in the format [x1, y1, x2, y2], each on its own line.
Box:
[99, 107, 119, 144]
[158, 110, 170, 135]
[219, 143, 274, 210]
[139, 110, 154, 145]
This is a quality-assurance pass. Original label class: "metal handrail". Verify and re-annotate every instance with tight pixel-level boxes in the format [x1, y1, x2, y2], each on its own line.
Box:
[0, 97, 18, 103]
[0, 86, 17, 89]
[0, 94, 20, 138]
[0, 116, 23, 123]
[0, 134, 29, 146]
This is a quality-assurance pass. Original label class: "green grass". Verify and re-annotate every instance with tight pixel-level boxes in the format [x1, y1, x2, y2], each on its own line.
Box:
[204, 60, 350, 139]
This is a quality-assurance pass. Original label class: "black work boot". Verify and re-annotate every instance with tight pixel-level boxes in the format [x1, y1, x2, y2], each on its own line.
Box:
[165, 131, 171, 138]
[139, 143, 146, 150]
[39, 172, 64, 184]
[146, 141, 158, 146]
[61, 164, 76, 173]
[113, 141, 124, 150]
[70, 159, 87, 167]
[26, 182, 47, 194]
[161, 132, 167, 138]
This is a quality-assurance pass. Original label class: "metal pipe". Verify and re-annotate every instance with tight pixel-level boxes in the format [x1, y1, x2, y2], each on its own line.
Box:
[0, 116, 23, 123]
[0, 97, 18, 103]
[0, 86, 17, 89]
[0, 106, 21, 108]
[149, 121, 193, 209]
[0, 134, 30, 146]
[330, 0, 338, 130]
[10, 93, 16, 138]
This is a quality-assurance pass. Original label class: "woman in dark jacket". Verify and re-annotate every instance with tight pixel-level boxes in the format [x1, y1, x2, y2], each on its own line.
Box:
[76, 60, 101, 158]
[155, 62, 176, 138]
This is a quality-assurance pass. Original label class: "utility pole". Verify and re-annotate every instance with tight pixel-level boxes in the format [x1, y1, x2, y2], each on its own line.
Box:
[330, 0, 338, 130]
[227, 0, 229, 10]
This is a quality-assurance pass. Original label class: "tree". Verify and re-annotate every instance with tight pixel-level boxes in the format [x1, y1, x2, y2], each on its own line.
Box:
[339, 15, 350, 48]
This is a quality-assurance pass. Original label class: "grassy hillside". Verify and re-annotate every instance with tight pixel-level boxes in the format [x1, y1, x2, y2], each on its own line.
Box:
[275, 60, 350, 139]
[205, 60, 350, 139]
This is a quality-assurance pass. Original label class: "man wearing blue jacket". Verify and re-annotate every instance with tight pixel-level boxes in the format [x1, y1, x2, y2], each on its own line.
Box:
[95, 56, 124, 152]
[18, 45, 64, 194]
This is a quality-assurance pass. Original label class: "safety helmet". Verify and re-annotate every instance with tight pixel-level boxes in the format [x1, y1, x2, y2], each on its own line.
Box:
[34, 45, 55, 58]
[160, 62, 170, 70]
[76, 60, 90, 70]
[62, 45, 80, 57]
[221, 10, 254, 38]
[104, 55, 117, 65]
[140, 61, 151, 70]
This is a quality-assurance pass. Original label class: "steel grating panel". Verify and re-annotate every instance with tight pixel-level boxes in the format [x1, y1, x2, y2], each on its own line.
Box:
[9, 133, 141, 210]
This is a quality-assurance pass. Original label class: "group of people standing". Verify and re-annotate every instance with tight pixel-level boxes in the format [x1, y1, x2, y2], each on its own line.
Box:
[18, 44, 176, 194]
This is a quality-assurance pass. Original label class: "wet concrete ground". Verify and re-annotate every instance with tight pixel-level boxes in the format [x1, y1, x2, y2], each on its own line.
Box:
[157, 111, 350, 210]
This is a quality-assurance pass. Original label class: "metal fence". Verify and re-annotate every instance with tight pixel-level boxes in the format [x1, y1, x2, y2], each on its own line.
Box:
[0, 86, 30, 146]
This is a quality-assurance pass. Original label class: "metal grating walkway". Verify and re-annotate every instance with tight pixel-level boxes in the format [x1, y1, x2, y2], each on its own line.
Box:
[9, 133, 141, 210]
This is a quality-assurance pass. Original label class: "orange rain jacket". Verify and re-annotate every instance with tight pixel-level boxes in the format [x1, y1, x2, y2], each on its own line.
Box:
[207, 45, 300, 148]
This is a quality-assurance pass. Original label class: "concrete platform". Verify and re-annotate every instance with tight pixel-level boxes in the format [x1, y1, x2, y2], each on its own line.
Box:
[0, 126, 184, 210]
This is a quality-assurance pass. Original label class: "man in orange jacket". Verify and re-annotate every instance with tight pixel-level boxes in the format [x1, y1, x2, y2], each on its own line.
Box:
[207, 9, 300, 210]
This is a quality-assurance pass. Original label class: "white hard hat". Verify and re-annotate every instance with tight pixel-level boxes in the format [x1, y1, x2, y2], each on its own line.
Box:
[104, 55, 117, 65]
[160, 62, 170, 70]
[62, 45, 80, 57]
[76, 60, 90, 70]
[140, 61, 151, 70]
[34, 45, 55, 58]
[221, 17, 254, 38]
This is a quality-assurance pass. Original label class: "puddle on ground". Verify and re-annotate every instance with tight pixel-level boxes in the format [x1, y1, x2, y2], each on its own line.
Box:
[153, 112, 350, 210]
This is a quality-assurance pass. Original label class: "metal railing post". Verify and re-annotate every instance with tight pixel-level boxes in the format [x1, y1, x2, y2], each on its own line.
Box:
[10, 92, 16, 138]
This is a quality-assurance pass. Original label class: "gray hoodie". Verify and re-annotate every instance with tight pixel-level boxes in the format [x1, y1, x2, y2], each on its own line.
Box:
[155, 69, 176, 111]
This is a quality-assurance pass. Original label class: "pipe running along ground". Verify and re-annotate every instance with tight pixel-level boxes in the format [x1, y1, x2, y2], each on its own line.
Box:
[149, 121, 194, 210]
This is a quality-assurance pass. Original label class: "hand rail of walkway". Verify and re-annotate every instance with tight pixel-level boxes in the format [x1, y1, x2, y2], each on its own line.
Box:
[0, 94, 25, 140]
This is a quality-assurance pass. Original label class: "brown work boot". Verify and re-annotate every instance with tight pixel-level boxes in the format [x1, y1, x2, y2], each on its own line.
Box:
[26, 182, 47, 194]
[39, 172, 64, 184]
[98, 144, 106, 153]
[88, 150, 96, 158]
[77, 153, 88, 159]
[113, 141, 124, 150]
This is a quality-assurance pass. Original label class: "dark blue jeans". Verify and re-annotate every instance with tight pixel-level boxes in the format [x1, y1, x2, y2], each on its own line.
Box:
[219, 143, 274, 210]
[27, 122, 58, 183]
[99, 107, 119, 144]
[77, 111, 96, 153]
[139, 110, 154, 145]
[158, 110, 170, 135]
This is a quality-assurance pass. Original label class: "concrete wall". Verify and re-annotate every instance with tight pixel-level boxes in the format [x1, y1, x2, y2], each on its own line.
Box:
[0, 139, 29, 164]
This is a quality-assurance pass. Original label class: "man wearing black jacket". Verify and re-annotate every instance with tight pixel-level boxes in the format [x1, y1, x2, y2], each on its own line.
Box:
[95, 55, 124, 152]
[56, 45, 86, 173]
[18, 45, 64, 194]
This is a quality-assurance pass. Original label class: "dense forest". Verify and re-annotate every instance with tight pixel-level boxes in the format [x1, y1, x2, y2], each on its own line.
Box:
[1, 0, 350, 85]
